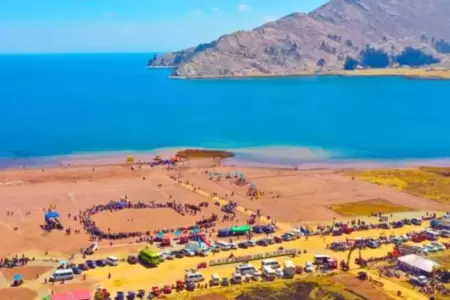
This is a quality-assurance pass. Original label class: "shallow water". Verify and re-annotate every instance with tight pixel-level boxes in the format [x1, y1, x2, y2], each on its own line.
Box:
[1, 53, 450, 167]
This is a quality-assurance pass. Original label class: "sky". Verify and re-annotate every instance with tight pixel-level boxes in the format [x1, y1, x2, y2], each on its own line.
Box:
[0, 0, 327, 53]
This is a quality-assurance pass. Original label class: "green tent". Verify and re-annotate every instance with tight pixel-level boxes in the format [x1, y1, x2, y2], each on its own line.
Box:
[231, 225, 252, 234]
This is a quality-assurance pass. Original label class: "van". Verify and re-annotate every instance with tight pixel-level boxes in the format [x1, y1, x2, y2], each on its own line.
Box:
[51, 269, 74, 282]
[210, 274, 220, 286]
[283, 260, 296, 278]
[215, 241, 230, 251]
[314, 255, 331, 265]
[262, 266, 276, 280]
[232, 272, 242, 284]
[185, 271, 205, 283]
[105, 256, 119, 266]
[235, 263, 257, 275]
[261, 259, 280, 270]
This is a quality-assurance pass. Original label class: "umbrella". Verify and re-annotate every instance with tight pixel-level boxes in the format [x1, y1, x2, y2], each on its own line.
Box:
[14, 274, 22, 281]
[45, 211, 60, 219]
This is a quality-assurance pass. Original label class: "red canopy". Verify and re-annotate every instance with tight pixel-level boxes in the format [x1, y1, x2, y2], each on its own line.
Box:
[51, 289, 91, 300]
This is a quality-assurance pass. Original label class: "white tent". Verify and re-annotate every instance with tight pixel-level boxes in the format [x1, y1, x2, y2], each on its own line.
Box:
[397, 254, 439, 274]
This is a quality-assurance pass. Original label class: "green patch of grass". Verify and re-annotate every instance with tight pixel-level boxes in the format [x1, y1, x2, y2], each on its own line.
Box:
[176, 149, 235, 159]
[330, 199, 412, 216]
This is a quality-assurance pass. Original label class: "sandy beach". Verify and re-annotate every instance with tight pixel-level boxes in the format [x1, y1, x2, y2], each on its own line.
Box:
[169, 67, 450, 80]
[0, 154, 447, 256]
[1, 152, 450, 299]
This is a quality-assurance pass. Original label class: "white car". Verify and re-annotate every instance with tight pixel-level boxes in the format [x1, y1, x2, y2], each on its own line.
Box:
[425, 245, 438, 252]
[276, 269, 284, 278]
[252, 271, 261, 281]
[247, 240, 257, 247]
[159, 252, 170, 260]
[305, 262, 314, 273]
[182, 249, 197, 257]
[419, 246, 429, 254]
[431, 242, 446, 251]
[400, 235, 409, 242]
[229, 243, 238, 250]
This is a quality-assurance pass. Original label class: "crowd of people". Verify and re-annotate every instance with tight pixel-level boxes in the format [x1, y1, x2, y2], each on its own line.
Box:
[0, 254, 33, 269]
[78, 199, 221, 241]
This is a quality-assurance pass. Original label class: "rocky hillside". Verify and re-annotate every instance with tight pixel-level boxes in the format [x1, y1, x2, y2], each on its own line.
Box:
[149, 0, 450, 77]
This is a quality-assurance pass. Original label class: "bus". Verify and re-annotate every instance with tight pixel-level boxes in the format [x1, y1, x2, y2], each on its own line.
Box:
[138, 249, 162, 267]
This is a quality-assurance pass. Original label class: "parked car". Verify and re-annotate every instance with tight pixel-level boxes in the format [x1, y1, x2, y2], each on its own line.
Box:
[281, 233, 293, 241]
[221, 277, 230, 286]
[412, 218, 422, 225]
[419, 246, 429, 254]
[265, 237, 275, 245]
[391, 237, 403, 245]
[366, 240, 379, 249]
[95, 259, 107, 267]
[72, 267, 82, 275]
[432, 242, 446, 251]
[305, 262, 314, 273]
[409, 275, 428, 286]
[127, 255, 138, 264]
[182, 249, 196, 257]
[238, 242, 249, 249]
[160, 252, 175, 260]
[247, 240, 257, 247]
[78, 263, 89, 271]
[173, 251, 185, 258]
[229, 243, 238, 250]
[252, 271, 261, 281]
[86, 260, 96, 269]
[425, 245, 438, 252]
[210, 246, 221, 253]
[257, 239, 269, 247]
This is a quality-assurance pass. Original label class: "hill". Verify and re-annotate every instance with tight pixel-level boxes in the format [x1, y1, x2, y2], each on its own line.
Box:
[149, 0, 450, 77]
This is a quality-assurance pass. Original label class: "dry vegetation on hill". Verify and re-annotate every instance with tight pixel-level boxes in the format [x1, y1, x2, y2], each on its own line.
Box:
[344, 167, 450, 204]
[150, 0, 450, 77]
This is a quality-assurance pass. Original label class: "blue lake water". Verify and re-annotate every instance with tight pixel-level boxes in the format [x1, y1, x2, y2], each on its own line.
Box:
[1, 53, 450, 167]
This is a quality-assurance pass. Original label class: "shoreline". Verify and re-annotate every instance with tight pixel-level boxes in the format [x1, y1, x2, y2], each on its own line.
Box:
[167, 68, 450, 80]
[2, 146, 450, 172]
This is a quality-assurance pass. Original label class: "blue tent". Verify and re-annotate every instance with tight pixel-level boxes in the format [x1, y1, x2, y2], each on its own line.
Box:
[45, 211, 60, 219]
[14, 274, 22, 281]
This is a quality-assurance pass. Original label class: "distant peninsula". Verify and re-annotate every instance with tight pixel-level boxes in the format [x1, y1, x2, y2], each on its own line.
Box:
[149, 0, 450, 79]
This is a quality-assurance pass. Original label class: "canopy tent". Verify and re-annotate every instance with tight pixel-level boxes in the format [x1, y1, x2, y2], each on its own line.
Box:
[397, 254, 439, 274]
[51, 289, 91, 300]
[231, 225, 252, 234]
[126, 155, 135, 165]
[45, 211, 60, 219]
